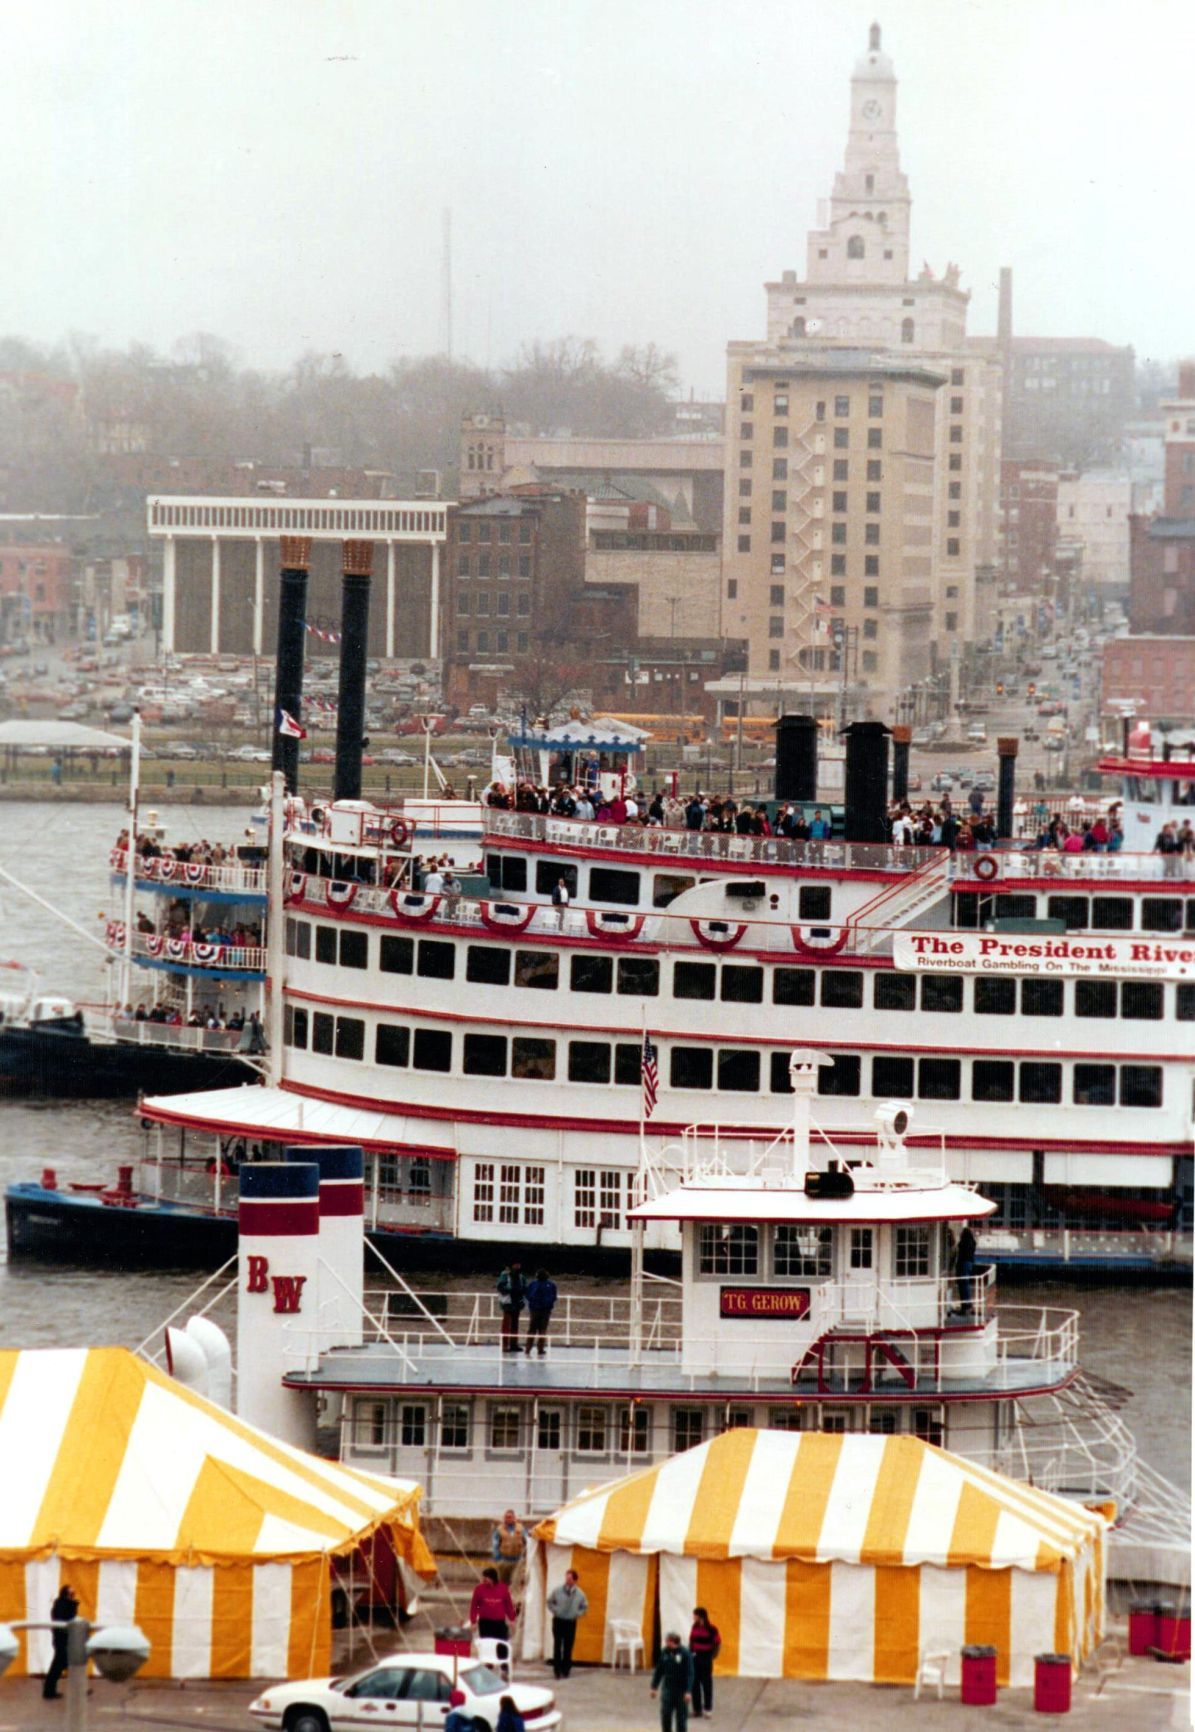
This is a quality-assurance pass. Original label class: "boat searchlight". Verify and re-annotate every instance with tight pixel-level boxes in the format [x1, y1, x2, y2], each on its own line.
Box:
[874, 1101, 914, 1168]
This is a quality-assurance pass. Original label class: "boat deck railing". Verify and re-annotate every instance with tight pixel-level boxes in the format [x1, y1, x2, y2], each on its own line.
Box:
[136, 1158, 454, 1234]
[979, 1224, 1192, 1265]
[86, 1009, 246, 1054]
[109, 847, 267, 898]
[122, 932, 267, 973]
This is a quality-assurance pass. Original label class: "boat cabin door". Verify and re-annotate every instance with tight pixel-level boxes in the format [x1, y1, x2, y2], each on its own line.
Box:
[839, 1225, 878, 1329]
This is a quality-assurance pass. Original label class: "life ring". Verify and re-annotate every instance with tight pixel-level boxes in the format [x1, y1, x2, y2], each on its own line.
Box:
[973, 853, 1000, 882]
[389, 816, 413, 851]
[480, 900, 537, 935]
[585, 910, 646, 942]
[690, 918, 747, 951]
[389, 890, 442, 922]
[790, 925, 849, 959]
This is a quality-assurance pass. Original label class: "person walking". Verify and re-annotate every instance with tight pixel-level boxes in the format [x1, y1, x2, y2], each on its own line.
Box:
[524, 1268, 558, 1356]
[954, 1221, 977, 1316]
[496, 1262, 526, 1354]
[651, 1630, 694, 1732]
[469, 1566, 517, 1642]
[43, 1581, 79, 1699]
[491, 1509, 527, 1584]
[551, 875, 571, 928]
[688, 1608, 721, 1718]
[547, 1568, 588, 1679]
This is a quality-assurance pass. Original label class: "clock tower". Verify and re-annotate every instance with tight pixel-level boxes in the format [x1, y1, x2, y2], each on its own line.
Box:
[805, 22, 910, 285]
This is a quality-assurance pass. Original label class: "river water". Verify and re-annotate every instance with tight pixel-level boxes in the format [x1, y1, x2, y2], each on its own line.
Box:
[0, 802, 1189, 1492]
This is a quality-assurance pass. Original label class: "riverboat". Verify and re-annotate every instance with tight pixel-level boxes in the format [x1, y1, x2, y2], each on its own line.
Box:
[7, 720, 1195, 1270]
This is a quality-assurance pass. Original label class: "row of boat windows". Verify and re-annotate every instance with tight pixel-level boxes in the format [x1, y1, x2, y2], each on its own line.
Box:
[353, 1396, 946, 1457]
[282, 1008, 1165, 1107]
[956, 893, 1195, 934]
[486, 856, 801, 913]
[285, 920, 1192, 1022]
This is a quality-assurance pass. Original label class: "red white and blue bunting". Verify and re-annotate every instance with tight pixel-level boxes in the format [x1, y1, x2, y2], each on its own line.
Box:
[325, 881, 359, 911]
[585, 910, 646, 942]
[479, 901, 537, 935]
[388, 890, 441, 922]
[690, 919, 747, 951]
[790, 924, 849, 959]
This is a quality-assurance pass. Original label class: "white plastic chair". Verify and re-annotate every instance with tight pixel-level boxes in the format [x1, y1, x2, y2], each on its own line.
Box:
[475, 1636, 512, 1681]
[608, 1619, 645, 1672]
[913, 1646, 951, 1700]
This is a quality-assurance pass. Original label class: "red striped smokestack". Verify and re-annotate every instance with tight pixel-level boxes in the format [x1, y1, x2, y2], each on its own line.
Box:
[334, 540, 374, 802]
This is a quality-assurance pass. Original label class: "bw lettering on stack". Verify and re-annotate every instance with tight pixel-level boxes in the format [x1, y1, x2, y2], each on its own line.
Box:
[237, 1162, 321, 1448]
[286, 1144, 366, 1350]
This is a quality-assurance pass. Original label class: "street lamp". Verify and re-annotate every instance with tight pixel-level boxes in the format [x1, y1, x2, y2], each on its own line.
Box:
[0, 1618, 149, 1731]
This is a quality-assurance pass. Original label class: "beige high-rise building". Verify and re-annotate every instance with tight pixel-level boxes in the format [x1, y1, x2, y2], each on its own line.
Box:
[726, 24, 1001, 707]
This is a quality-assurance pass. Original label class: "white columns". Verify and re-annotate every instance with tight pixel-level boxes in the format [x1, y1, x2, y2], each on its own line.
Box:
[429, 541, 441, 660]
[162, 536, 176, 652]
[209, 538, 221, 655]
[253, 539, 264, 656]
[386, 541, 396, 659]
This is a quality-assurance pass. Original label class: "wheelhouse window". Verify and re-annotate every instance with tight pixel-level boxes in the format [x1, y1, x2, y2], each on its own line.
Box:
[774, 1224, 832, 1277]
[489, 1405, 521, 1451]
[849, 1228, 873, 1269]
[441, 1404, 470, 1450]
[399, 1403, 426, 1447]
[673, 1408, 704, 1452]
[699, 1224, 758, 1275]
[894, 1225, 931, 1278]
[576, 1404, 609, 1454]
[619, 1407, 651, 1455]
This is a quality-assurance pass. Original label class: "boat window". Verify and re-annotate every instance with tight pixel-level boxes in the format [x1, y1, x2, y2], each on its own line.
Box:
[799, 885, 832, 920]
[466, 946, 510, 986]
[617, 957, 659, 997]
[673, 1408, 705, 1452]
[413, 1028, 452, 1072]
[972, 1059, 1013, 1102]
[1141, 897, 1183, 933]
[1019, 1061, 1061, 1104]
[338, 928, 367, 969]
[1075, 980, 1117, 1019]
[312, 1012, 334, 1055]
[440, 1403, 471, 1451]
[472, 1163, 494, 1222]
[353, 1398, 388, 1448]
[537, 1409, 562, 1451]
[722, 1407, 754, 1432]
[515, 950, 558, 990]
[952, 892, 982, 929]
[1074, 1064, 1116, 1107]
[1120, 1064, 1162, 1108]
[921, 974, 963, 1013]
[994, 894, 1037, 920]
[512, 1037, 555, 1080]
[674, 960, 716, 1000]
[818, 1054, 861, 1095]
[1178, 984, 1195, 1020]
[286, 1006, 307, 1048]
[284, 917, 311, 959]
[576, 1404, 609, 1455]
[974, 976, 1015, 1015]
[873, 1055, 914, 1097]
[894, 1225, 931, 1278]
[912, 1406, 944, 1447]
[699, 1223, 758, 1275]
[769, 1052, 794, 1093]
[568, 1041, 610, 1084]
[536, 861, 578, 897]
[849, 1228, 873, 1269]
[1021, 978, 1063, 1017]
[821, 971, 863, 1009]
[589, 866, 641, 906]
[774, 967, 815, 1005]
[399, 1403, 426, 1447]
[868, 1410, 898, 1434]
[774, 1224, 832, 1277]
[1121, 981, 1164, 1021]
[487, 855, 527, 894]
[335, 1016, 365, 1060]
[620, 1407, 651, 1454]
[718, 1049, 760, 1092]
[417, 939, 456, 980]
[918, 1057, 960, 1099]
[671, 1046, 713, 1090]
[463, 1033, 507, 1077]
[489, 1405, 521, 1451]
[376, 1024, 410, 1068]
[654, 873, 696, 907]
[1046, 896, 1088, 930]
[721, 965, 763, 1004]
[380, 935, 414, 976]
[315, 923, 338, 964]
[1090, 896, 1133, 931]
[769, 1408, 806, 1431]
[874, 973, 915, 1011]
[614, 1043, 640, 1085]
[571, 954, 613, 993]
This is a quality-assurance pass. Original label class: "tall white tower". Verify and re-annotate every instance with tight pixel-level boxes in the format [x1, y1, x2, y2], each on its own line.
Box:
[806, 22, 910, 285]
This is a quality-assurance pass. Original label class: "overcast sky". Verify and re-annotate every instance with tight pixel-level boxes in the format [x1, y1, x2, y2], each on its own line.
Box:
[2, 0, 1187, 393]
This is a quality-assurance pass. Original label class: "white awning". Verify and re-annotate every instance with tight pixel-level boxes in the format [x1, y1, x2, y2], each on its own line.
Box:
[140, 1084, 456, 1158]
[629, 1178, 996, 1225]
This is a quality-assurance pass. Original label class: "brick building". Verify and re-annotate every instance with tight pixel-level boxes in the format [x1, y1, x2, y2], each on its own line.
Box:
[1128, 362, 1195, 635]
[999, 337, 1136, 470]
[998, 458, 1058, 594]
[0, 541, 75, 642]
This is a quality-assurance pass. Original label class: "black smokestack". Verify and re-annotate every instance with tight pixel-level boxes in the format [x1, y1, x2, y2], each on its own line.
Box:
[843, 720, 891, 844]
[270, 536, 311, 795]
[997, 736, 1018, 841]
[334, 540, 374, 802]
[891, 724, 911, 805]
[774, 714, 818, 803]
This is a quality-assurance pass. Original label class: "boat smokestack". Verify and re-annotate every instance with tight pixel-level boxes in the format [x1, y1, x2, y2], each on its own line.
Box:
[236, 1162, 320, 1448]
[271, 536, 312, 795]
[997, 736, 1018, 840]
[334, 540, 374, 803]
[891, 724, 911, 805]
[286, 1143, 365, 1350]
[774, 714, 818, 803]
[843, 720, 891, 843]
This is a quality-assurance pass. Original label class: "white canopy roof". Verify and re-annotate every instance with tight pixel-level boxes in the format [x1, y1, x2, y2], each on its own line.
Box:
[0, 719, 131, 749]
[630, 1176, 995, 1225]
[140, 1083, 455, 1157]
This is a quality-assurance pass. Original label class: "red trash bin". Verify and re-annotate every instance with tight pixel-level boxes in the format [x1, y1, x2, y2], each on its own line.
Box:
[1129, 1604, 1159, 1656]
[433, 1626, 472, 1657]
[960, 1644, 998, 1705]
[1034, 1653, 1072, 1713]
[1156, 1604, 1191, 1660]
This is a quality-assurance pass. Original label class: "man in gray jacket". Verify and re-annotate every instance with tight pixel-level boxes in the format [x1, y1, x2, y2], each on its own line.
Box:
[546, 1568, 587, 1679]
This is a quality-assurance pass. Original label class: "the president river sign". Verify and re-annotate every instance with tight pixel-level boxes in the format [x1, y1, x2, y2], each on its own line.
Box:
[894, 931, 1195, 981]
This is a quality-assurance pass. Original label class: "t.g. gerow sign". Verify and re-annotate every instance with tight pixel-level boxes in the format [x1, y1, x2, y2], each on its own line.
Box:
[894, 931, 1195, 981]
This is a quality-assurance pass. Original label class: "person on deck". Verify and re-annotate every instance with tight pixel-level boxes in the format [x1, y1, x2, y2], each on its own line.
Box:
[496, 1262, 526, 1353]
[491, 1509, 527, 1583]
[524, 1269, 558, 1357]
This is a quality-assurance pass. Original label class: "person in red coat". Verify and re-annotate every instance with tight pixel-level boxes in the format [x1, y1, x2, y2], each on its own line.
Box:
[469, 1567, 517, 1641]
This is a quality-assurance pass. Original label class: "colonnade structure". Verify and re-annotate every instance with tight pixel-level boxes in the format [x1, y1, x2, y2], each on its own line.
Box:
[147, 495, 450, 660]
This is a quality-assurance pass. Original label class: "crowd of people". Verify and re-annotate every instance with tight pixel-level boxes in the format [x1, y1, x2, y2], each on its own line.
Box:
[114, 828, 242, 869]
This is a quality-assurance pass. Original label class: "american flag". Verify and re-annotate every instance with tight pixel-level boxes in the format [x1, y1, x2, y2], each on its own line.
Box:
[641, 1032, 659, 1119]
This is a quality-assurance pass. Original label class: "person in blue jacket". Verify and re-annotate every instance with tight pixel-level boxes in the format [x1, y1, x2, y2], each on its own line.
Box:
[651, 1631, 694, 1732]
[524, 1268, 558, 1356]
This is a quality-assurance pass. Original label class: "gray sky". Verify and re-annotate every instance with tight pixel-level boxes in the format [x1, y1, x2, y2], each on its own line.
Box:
[3, 0, 1187, 393]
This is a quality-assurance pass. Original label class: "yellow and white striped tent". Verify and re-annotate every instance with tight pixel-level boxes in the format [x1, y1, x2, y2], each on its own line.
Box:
[0, 1347, 434, 1680]
[526, 1429, 1106, 1687]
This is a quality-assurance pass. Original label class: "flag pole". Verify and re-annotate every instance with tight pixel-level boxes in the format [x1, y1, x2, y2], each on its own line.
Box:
[631, 1007, 649, 1367]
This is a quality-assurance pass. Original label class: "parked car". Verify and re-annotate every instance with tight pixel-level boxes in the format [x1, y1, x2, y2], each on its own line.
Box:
[229, 745, 271, 762]
[931, 772, 953, 791]
[380, 749, 417, 765]
[248, 1654, 561, 1732]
